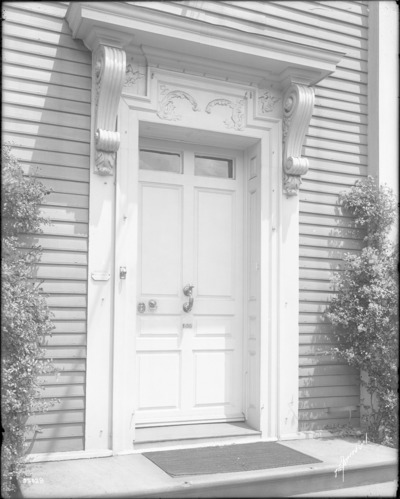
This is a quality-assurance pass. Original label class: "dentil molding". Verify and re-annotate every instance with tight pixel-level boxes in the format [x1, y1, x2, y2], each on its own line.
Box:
[282, 84, 315, 196]
[93, 45, 126, 175]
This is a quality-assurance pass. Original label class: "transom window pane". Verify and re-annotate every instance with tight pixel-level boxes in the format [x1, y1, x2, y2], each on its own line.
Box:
[194, 156, 234, 178]
[139, 149, 182, 173]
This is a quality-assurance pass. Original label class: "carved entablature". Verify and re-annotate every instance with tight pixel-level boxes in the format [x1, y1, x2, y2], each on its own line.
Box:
[157, 86, 200, 121]
[94, 45, 126, 175]
[282, 84, 315, 196]
[258, 90, 280, 114]
[205, 98, 245, 131]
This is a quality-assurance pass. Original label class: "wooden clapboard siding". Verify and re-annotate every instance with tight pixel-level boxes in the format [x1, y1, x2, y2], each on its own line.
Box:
[295, 0, 367, 431]
[3, 0, 370, 450]
[3, 2, 90, 453]
[136, 1, 368, 431]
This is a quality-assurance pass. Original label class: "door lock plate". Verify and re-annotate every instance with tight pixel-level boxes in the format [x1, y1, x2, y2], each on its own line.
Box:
[137, 302, 146, 313]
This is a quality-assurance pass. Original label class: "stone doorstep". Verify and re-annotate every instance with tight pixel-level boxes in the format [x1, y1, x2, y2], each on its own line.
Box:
[18, 438, 398, 498]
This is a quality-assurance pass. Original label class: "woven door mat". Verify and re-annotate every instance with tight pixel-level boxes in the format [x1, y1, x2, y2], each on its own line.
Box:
[143, 442, 322, 476]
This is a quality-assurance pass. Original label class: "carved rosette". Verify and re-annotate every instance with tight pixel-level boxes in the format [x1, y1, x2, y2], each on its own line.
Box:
[93, 45, 126, 175]
[282, 84, 315, 196]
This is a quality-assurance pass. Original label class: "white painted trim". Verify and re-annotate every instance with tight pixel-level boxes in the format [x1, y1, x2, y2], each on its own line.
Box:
[259, 127, 279, 439]
[66, 2, 344, 86]
[278, 194, 301, 438]
[115, 95, 293, 443]
[84, 54, 302, 449]
[63, 0, 339, 450]
[84, 52, 115, 451]
[111, 99, 138, 451]
[368, 1, 399, 195]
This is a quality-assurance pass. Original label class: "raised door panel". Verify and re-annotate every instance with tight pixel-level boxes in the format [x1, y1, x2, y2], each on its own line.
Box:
[140, 183, 183, 298]
[195, 188, 235, 298]
[136, 352, 181, 411]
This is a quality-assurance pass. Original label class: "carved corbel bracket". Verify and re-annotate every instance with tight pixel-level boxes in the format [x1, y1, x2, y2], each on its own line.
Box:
[282, 84, 315, 196]
[94, 45, 126, 175]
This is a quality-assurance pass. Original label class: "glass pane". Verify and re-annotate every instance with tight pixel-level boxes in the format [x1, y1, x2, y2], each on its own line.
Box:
[194, 156, 234, 179]
[139, 149, 182, 173]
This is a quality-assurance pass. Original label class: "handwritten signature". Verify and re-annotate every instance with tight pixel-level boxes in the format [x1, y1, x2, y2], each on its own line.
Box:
[334, 434, 368, 482]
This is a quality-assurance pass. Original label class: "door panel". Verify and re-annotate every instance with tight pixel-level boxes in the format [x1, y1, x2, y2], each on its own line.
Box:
[137, 352, 181, 410]
[194, 350, 234, 406]
[136, 140, 244, 426]
[195, 189, 235, 297]
[140, 183, 182, 296]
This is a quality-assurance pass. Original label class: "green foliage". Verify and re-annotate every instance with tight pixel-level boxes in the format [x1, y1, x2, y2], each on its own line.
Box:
[325, 176, 398, 447]
[340, 176, 396, 249]
[1, 146, 56, 497]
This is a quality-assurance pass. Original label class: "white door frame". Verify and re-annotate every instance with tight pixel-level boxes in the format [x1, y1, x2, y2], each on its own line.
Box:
[64, 0, 344, 458]
[97, 98, 300, 452]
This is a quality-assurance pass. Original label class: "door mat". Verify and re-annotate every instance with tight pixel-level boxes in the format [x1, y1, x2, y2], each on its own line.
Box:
[143, 442, 322, 476]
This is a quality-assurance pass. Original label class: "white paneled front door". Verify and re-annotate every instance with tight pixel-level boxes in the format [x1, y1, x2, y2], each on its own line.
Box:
[135, 139, 244, 426]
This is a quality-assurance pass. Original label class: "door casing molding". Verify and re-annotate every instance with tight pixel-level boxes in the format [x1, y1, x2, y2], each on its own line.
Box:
[84, 67, 307, 452]
[110, 88, 300, 451]
[65, 2, 344, 452]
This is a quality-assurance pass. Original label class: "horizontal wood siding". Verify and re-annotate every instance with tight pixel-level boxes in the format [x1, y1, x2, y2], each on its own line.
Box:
[157, 0, 367, 431]
[3, 1, 91, 453]
[3, 0, 368, 451]
[295, 0, 366, 431]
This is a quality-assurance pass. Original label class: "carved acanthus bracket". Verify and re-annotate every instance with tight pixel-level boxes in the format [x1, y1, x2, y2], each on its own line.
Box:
[282, 84, 315, 196]
[94, 45, 126, 175]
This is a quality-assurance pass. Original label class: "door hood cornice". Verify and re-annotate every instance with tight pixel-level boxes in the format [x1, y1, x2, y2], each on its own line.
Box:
[66, 2, 344, 193]
[66, 1, 345, 87]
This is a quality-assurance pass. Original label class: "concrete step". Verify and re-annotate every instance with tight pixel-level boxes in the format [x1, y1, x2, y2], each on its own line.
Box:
[18, 438, 397, 498]
[292, 480, 398, 497]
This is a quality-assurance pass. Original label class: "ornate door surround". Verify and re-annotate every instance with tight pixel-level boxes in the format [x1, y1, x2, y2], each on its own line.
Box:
[66, 2, 344, 454]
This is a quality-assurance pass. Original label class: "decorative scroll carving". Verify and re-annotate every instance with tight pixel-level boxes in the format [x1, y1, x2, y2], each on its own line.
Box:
[282, 84, 315, 196]
[205, 98, 245, 130]
[258, 91, 280, 113]
[157, 89, 199, 121]
[124, 63, 145, 87]
[94, 45, 126, 175]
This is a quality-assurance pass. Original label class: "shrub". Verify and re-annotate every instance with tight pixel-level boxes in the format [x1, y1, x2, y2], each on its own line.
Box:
[1, 146, 56, 497]
[324, 176, 398, 447]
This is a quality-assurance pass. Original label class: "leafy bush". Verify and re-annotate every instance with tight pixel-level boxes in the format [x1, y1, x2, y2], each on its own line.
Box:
[325, 176, 398, 447]
[1, 146, 56, 497]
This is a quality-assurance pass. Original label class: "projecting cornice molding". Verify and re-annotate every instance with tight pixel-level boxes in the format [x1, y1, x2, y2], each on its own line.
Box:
[66, 3, 341, 179]
[66, 2, 344, 87]
[282, 84, 315, 196]
[93, 45, 126, 175]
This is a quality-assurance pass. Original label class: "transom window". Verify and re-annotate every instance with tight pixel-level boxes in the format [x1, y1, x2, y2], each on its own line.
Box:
[139, 148, 234, 179]
[139, 150, 182, 173]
